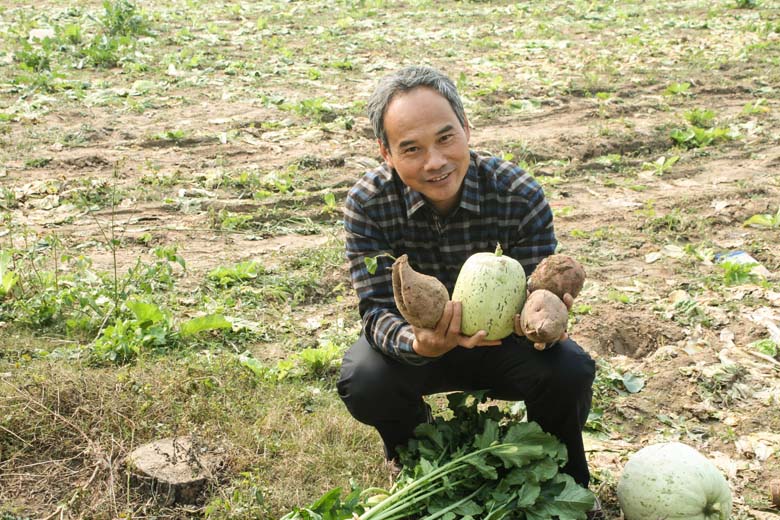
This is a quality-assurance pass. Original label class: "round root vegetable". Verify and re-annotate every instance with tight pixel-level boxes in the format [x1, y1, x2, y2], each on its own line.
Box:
[617, 442, 732, 520]
[392, 254, 449, 329]
[451, 244, 527, 340]
[528, 255, 585, 300]
[519, 289, 568, 344]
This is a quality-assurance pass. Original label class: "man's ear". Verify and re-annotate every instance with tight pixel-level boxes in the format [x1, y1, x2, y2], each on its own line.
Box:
[463, 116, 471, 142]
[378, 139, 394, 169]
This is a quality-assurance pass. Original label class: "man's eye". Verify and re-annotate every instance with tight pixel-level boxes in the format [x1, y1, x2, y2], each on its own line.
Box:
[440, 134, 453, 143]
[403, 147, 419, 154]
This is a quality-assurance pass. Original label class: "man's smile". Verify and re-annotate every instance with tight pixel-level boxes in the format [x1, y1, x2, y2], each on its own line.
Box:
[428, 170, 453, 182]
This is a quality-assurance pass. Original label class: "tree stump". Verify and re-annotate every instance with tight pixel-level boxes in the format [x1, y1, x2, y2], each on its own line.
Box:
[125, 436, 222, 505]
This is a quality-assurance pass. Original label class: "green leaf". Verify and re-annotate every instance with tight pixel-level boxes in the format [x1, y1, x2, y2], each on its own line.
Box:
[547, 474, 596, 519]
[179, 314, 232, 337]
[743, 213, 775, 228]
[453, 500, 483, 516]
[238, 352, 266, 378]
[126, 299, 164, 325]
[622, 373, 645, 393]
[750, 339, 778, 357]
[364, 256, 378, 275]
[491, 443, 547, 469]
[0, 251, 17, 297]
[465, 452, 498, 480]
[310, 487, 342, 514]
[414, 422, 445, 450]
[473, 419, 500, 449]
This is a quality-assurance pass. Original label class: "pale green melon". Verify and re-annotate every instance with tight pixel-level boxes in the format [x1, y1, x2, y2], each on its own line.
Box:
[451, 244, 526, 340]
[617, 442, 732, 520]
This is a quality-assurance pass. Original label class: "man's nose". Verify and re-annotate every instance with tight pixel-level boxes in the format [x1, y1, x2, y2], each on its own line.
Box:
[424, 147, 447, 171]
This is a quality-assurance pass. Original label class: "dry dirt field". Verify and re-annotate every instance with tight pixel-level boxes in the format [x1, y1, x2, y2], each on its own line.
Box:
[1, 1, 779, 518]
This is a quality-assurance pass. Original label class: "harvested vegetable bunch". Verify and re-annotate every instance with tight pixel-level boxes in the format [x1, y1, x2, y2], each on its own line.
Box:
[366, 392, 595, 520]
[392, 254, 449, 329]
[281, 392, 596, 520]
[528, 255, 585, 300]
[452, 244, 527, 340]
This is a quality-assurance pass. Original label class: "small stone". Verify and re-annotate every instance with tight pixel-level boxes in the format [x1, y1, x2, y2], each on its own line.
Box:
[125, 436, 223, 505]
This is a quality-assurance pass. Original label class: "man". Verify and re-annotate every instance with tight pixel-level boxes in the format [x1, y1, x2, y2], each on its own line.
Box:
[338, 66, 598, 514]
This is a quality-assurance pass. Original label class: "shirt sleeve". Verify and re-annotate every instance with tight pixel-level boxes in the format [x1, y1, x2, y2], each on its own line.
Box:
[344, 194, 432, 366]
[507, 179, 558, 278]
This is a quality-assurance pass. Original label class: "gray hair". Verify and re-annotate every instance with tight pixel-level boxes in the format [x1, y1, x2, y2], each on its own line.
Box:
[367, 66, 467, 152]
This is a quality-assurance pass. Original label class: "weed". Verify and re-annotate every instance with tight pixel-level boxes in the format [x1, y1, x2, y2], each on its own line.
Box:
[743, 207, 780, 228]
[100, 0, 149, 37]
[24, 157, 52, 168]
[217, 211, 254, 231]
[323, 192, 339, 213]
[749, 339, 777, 358]
[741, 99, 769, 116]
[153, 129, 188, 142]
[607, 290, 632, 304]
[684, 108, 715, 128]
[286, 97, 336, 122]
[90, 298, 230, 365]
[735, 0, 757, 8]
[670, 125, 734, 149]
[82, 35, 125, 68]
[57, 23, 83, 45]
[587, 359, 645, 433]
[641, 155, 680, 175]
[665, 82, 691, 96]
[719, 261, 760, 285]
[14, 41, 52, 72]
[204, 471, 267, 518]
[208, 261, 263, 288]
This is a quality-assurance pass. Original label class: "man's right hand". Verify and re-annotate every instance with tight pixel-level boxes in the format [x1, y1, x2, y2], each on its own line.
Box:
[411, 301, 502, 357]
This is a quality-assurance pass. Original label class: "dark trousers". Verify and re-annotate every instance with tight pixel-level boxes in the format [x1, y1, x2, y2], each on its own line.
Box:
[337, 334, 596, 487]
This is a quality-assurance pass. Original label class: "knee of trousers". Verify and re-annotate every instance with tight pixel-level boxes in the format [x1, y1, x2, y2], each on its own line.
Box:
[537, 338, 596, 394]
[337, 340, 420, 425]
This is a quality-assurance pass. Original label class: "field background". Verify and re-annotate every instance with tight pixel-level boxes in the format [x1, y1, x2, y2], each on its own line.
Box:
[1, 0, 780, 518]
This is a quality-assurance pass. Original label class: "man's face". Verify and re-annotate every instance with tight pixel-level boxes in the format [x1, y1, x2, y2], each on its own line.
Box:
[379, 87, 471, 216]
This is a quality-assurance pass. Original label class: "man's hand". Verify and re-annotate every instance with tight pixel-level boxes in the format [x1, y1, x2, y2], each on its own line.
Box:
[514, 292, 574, 351]
[412, 301, 502, 357]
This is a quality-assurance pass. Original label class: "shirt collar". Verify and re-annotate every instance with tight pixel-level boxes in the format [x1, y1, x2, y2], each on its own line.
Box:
[401, 151, 482, 219]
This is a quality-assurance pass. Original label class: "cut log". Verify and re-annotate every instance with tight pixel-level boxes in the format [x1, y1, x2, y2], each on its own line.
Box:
[125, 436, 222, 505]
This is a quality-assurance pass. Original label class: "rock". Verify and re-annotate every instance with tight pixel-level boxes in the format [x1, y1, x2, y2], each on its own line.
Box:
[125, 436, 223, 505]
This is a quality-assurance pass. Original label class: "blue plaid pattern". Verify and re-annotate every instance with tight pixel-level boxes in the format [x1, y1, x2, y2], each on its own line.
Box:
[344, 151, 557, 364]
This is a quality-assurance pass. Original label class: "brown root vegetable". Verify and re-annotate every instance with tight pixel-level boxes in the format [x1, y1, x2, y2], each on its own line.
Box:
[392, 254, 449, 329]
[528, 254, 586, 300]
[519, 289, 568, 344]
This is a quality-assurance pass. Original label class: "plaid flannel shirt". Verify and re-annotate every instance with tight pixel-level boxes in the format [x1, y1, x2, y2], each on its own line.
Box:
[344, 150, 557, 365]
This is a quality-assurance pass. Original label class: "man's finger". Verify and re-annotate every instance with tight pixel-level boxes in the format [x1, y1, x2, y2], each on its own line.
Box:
[534, 342, 546, 351]
[436, 301, 454, 333]
[448, 301, 462, 335]
[562, 293, 574, 310]
[513, 313, 525, 337]
[460, 330, 501, 348]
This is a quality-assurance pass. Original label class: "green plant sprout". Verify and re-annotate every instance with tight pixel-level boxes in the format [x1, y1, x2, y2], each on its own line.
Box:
[743, 207, 780, 228]
[642, 155, 680, 175]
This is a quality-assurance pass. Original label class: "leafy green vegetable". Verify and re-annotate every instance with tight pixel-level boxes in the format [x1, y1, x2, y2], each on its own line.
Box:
[282, 392, 595, 520]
